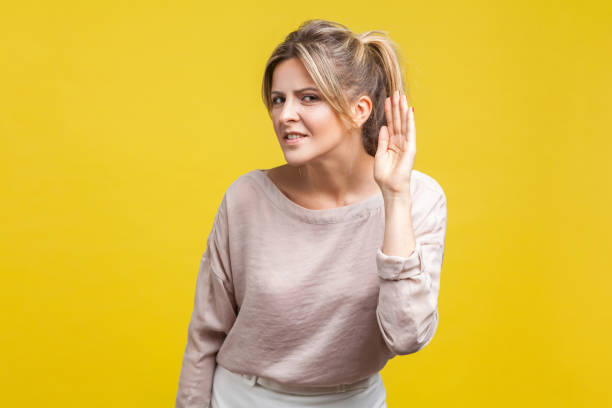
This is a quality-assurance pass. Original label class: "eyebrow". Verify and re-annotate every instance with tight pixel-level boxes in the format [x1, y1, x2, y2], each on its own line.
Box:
[270, 87, 319, 95]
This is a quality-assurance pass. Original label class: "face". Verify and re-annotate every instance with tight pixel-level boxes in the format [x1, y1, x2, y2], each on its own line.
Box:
[270, 57, 353, 167]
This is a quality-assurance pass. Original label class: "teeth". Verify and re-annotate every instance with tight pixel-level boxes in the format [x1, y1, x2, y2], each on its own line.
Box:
[286, 134, 305, 140]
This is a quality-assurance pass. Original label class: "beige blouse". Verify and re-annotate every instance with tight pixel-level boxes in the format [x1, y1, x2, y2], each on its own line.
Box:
[175, 168, 447, 408]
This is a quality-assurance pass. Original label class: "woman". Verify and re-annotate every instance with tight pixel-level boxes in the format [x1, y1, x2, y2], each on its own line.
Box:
[175, 19, 447, 408]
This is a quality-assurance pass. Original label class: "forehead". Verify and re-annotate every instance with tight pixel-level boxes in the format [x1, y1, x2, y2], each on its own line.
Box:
[271, 57, 316, 91]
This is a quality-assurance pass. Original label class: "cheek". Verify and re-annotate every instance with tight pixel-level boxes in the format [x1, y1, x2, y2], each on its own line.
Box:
[306, 108, 342, 133]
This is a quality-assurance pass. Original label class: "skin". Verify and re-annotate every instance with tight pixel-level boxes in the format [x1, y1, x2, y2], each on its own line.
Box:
[267, 57, 417, 258]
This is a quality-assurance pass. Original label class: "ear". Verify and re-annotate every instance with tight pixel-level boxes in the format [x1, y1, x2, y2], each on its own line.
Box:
[351, 94, 373, 128]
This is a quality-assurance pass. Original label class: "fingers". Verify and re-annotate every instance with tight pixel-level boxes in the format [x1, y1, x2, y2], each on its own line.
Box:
[384, 96, 393, 136]
[376, 125, 389, 156]
[408, 105, 416, 153]
[392, 91, 402, 148]
[384, 90, 410, 151]
[400, 91, 408, 151]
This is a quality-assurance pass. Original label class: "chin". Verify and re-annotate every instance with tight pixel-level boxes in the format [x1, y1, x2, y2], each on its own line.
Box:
[283, 153, 313, 168]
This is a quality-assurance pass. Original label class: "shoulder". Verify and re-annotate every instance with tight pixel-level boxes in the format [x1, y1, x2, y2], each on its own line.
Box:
[410, 169, 447, 231]
[207, 169, 263, 230]
[411, 169, 446, 203]
[221, 169, 269, 212]
[407, 170, 447, 236]
[225, 169, 260, 192]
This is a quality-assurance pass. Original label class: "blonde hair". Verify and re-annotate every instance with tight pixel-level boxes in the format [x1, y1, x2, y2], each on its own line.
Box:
[261, 19, 410, 156]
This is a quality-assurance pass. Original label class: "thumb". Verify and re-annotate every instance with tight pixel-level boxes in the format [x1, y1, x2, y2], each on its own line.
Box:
[376, 125, 389, 157]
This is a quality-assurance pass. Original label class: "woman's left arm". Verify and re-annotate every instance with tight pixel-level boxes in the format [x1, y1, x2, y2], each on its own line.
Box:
[373, 90, 447, 355]
[376, 190, 447, 355]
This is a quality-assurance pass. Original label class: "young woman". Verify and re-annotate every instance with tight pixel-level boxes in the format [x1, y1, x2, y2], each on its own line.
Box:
[175, 19, 447, 408]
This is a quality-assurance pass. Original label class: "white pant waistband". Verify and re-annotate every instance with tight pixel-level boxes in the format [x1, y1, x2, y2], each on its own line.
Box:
[223, 365, 381, 396]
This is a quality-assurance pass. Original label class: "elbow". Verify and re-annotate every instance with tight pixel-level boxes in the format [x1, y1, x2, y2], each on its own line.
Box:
[381, 310, 439, 356]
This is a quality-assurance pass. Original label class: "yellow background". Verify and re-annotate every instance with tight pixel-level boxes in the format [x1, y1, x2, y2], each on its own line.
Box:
[2, 1, 610, 406]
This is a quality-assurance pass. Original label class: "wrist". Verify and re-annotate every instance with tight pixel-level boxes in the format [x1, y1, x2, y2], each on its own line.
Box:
[382, 192, 412, 208]
[380, 179, 412, 200]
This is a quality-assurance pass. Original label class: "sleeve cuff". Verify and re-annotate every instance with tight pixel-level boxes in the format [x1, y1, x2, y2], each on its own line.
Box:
[376, 242, 423, 280]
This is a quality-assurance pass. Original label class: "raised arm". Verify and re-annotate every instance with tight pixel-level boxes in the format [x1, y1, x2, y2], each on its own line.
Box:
[373, 90, 447, 355]
[375, 191, 447, 355]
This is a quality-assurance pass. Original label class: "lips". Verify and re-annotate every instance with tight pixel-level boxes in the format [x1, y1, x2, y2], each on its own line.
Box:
[283, 134, 308, 145]
[283, 131, 308, 139]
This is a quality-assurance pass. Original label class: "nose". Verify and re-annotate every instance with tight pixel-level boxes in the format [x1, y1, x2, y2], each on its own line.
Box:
[278, 96, 300, 123]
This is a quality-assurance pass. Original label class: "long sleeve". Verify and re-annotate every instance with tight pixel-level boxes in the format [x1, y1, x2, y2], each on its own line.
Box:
[375, 191, 447, 356]
[175, 196, 237, 408]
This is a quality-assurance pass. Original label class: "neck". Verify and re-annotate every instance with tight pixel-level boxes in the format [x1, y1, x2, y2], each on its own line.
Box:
[294, 136, 379, 205]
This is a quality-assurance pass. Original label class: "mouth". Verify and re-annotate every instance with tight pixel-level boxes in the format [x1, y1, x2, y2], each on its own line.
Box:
[283, 133, 308, 144]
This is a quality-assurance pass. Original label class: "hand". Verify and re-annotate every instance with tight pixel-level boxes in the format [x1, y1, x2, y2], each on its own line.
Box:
[374, 90, 416, 196]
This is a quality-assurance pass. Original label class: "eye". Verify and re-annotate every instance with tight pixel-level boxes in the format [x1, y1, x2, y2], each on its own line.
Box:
[270, 94, 319, 106]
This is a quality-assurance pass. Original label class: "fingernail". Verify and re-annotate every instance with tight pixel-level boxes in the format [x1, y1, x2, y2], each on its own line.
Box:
[411, 106, 414, 113]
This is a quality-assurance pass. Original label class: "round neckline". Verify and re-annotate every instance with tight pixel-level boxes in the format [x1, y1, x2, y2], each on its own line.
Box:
[250, 169, 384, 224]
